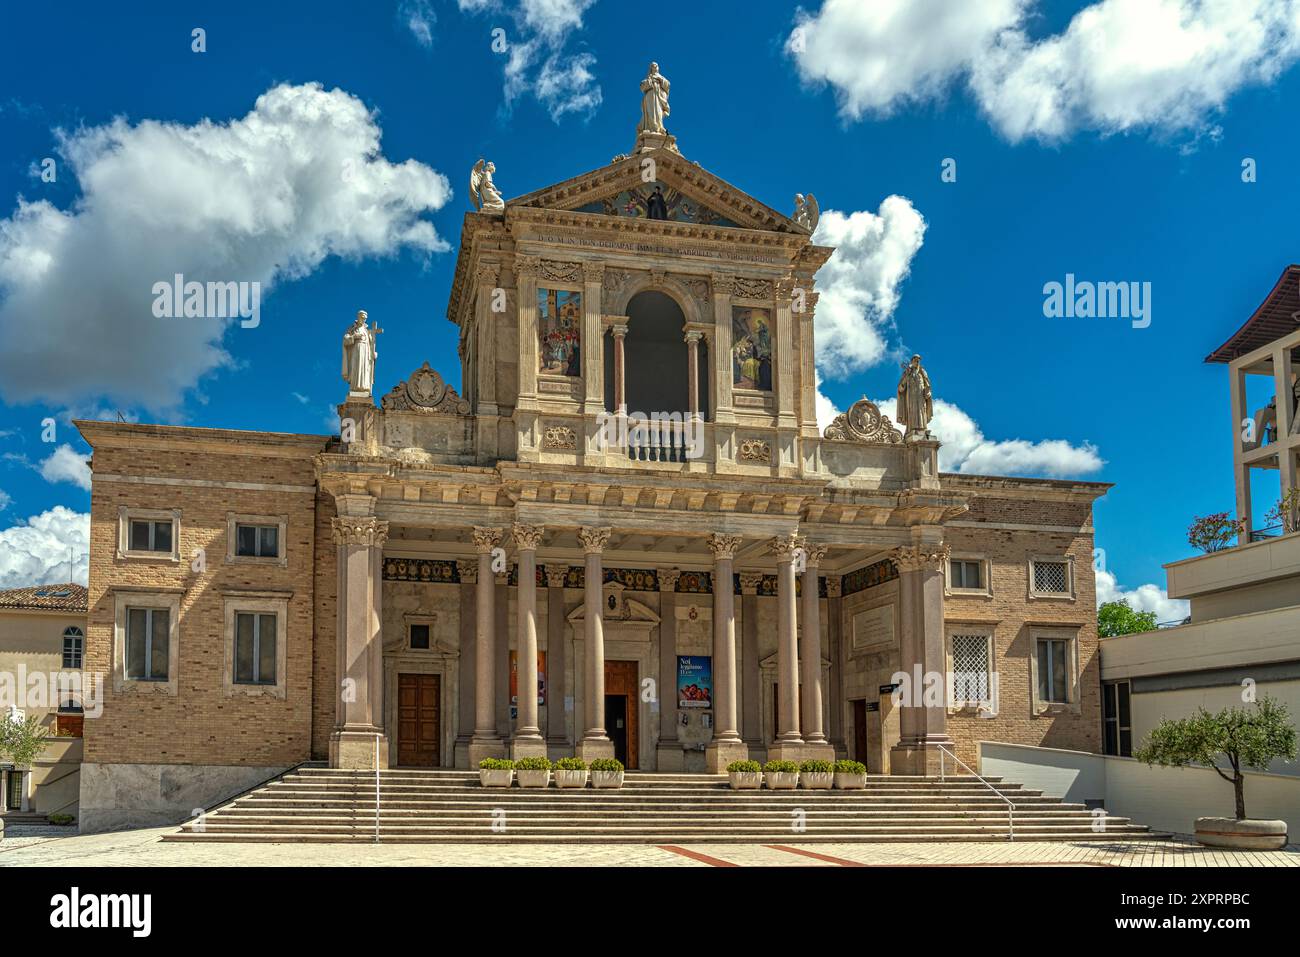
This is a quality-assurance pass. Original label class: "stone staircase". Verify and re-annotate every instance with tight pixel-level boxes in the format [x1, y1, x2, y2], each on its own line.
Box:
[164, 767, 1164, 844]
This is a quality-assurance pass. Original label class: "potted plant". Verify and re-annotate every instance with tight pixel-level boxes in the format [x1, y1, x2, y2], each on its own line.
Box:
[589, 757, 625, 788]
[833, 759, 867, 790]
[478, 757, 515, 788]
[1136, 696, 1296, 850]
[763, 759, 800, 789]
[727, 759, 762, 790]
[514, 755, 552, 788]
[553, 756, 589, 788]
[800, 759, 834, 789]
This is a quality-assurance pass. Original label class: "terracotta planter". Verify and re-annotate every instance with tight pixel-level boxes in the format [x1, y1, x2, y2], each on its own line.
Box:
[729, 771, 762, 790]
[554, 769, 589, 788]
[1194, 817, 1288, 850]
[834, 771, 867, 790]
[479, 768, 514, 788]
[517, 769, 551, 788]
[591, 770, 624, 789]
[802, 771, 834, 790]
[765, 771, 800, 790]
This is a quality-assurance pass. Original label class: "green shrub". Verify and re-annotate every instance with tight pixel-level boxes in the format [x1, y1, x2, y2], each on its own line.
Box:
[553, 757, 587, 771]
[726, 760, 761, 773]
[514, 756, 552, 771]
[479, 758, 515, 770]
[589, 758, 624, 772]
[47, 813, 75, 826]
[763, 759, 799, 774]
[800, 759, 833, 773]
[834, 759, 866, 775]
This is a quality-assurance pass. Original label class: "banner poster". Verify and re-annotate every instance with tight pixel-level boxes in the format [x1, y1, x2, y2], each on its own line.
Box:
[509, 651, 547, 706]
[677, 655, 712, 709]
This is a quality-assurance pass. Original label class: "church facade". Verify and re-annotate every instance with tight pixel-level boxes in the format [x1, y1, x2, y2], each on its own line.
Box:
[75, 69, 1108, 831]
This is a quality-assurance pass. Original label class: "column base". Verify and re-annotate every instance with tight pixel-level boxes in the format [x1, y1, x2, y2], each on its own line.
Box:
[705, 738, 750, 773]
[329, 729, 389, 770]
[656, 743, 686, 772]
[765, 740, 832, 765]
[889, 738, 954, 776]
[510, 734, 548, 760]
[468, 735, 507, 768]
[576, 735, 614, 763]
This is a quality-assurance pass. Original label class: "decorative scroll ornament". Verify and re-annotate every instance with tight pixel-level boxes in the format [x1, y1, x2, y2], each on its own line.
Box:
[542, 424, 578, 450]
[381, 362, 471, 415]
[822, 398, 904, 445]
[331, 517, 389, 548]
[738, 438, 771, 463]
[539, 260, 583, 283]
[893, 543, 951, 573]
[733, 277, 773, 300]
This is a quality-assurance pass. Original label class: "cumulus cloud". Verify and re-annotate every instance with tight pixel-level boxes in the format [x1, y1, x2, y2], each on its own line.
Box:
[463, 0, 603, 121]
[39, 444, 91, 491]
[0, 82, 452, 415]
[1096, 567, 1189, 623]
[789, 0, 1300, 142]
[0, 506, 89, 588]
[811, 199, 926, 378]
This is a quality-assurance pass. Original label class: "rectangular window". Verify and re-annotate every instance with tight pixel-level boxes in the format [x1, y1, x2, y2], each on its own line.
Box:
[950, 559, 983, 590]
[235, 523, 279, 558]
[409, 623, 430, 650]
[1102, 681, 1132, 757]
[125, 607, 169, 681]
[234, 612, 277, 685]
[950, 632, 991, 704]
[62, 629, 84, 669]
[1037, 638, 1070, 703]
[1032, 560, 1070, 595]
[128, 519, 173, 553]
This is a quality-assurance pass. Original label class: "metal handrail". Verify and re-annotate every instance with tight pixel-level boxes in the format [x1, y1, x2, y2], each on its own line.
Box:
[936, 744, 1016, 841]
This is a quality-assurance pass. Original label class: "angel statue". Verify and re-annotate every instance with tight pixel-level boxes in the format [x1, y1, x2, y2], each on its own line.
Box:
[794, 193, 820, 232]
[896, 354, 934, 439]
[470, 159, 505, 214]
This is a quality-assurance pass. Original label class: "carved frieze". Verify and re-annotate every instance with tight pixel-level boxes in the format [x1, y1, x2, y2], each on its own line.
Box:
[541, 424, 578, 450]
[738, 437, 771, 463]
[822, 398, 904, 445]
[539, 259, 583, 283]
[380, 362, 471, 415]
[733, 277, 773, 300]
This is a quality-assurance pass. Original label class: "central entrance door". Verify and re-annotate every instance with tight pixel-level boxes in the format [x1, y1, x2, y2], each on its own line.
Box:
[603, 660, 639, 769]
[397, 673, 440, 767]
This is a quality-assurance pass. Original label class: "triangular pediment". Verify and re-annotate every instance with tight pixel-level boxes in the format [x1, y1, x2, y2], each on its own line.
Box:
[507, 149, 806, 235]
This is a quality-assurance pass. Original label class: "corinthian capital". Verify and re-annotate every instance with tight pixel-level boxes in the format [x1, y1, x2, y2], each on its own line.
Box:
[577, 526, 612, 554]
[893, 543, 951, 573]
[471, 526, 504, 553]
[739, 571, 764, 594]
[513, 255, 539, 280]
[331, 516, 389, 548]
[706, 533, 743, 561]
[456, 559, 479, 584]
[545, 565, 569, 588]
[512, 523, 545, 551]
[657, 567, 681, 592]
[802, 542, 829, 567]
[475, 262, 501, 285]
[582, 261, 606, 283]
[768, 534, 804, 559]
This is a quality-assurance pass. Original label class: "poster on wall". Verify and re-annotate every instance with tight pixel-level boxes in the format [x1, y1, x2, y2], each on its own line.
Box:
[677, 655, 712, 709]
[509, 651, 547, 706]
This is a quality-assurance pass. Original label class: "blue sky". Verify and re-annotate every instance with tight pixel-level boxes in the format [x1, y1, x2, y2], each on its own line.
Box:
[2, 0, 1299, 616]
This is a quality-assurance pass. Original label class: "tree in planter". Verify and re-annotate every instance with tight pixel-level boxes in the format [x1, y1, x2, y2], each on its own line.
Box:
[1098, 599, 1159, 637]
[1134, 697, 1296, 820]
[1186, 512, 1244, 553]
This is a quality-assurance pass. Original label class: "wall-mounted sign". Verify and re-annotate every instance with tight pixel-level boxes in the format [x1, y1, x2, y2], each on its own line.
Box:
[853, 604, 895, 652]
[509, 651, 546, 706]
[677, 655, 712, 709]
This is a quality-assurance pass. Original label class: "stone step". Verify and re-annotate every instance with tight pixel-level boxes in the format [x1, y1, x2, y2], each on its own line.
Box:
[211, 808, 1112, 823]
[180, 819, 1149, 835]
[164, 830, 1155, 844]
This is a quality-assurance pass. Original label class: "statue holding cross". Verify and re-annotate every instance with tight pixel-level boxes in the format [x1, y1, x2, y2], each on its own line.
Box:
[342, 309, 382, 396]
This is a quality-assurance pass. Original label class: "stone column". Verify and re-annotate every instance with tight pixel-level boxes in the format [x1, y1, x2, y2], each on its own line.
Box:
[767, 534, 804, 762]
[329, 515, 389, 769]
[577, 526, 615, 762]
[611, 321, 628, 414]
[454, 559, 477, 768]
[511, 524, 546, 758]
[704, 534, 747, 771]
[468, 526, 505, 765]
[739, 571, 764, 751]
[889, 543, 954, 775]
[582, 262, 606, 416]
[826, 576, 846, 755]
[685, 330, 702, 420]
[800, 543, 834, 760]
[545, 565, 570, 751]
[655, 567, 683, 771]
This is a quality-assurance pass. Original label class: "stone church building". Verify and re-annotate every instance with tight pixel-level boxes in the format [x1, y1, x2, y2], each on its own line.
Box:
[76, 77, 1108, 831]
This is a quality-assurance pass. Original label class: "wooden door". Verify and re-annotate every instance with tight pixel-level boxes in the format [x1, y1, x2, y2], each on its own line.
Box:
[603, 660, 639, 769]
[397, 673, 440, 767]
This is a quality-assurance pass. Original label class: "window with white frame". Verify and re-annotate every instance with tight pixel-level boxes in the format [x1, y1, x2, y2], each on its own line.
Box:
[112, 591, 179, 694]
[222, 596, 287, 697]
[948, 630, 993, 707]
[62, 626, 83, 669]
[226, 513, 287, 565]
[125, 607, 170, 681]
[234, 612, 278, 685]
[118, 508, 181, 561]
[1029, 557, 1074, 598]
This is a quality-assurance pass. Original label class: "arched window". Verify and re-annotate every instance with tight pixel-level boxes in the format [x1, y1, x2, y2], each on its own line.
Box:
[62, 626, 84, 670]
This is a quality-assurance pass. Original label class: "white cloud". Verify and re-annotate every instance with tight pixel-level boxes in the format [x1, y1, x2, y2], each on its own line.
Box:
[399, 0, 437, 47]
[789, 0, 1300, 142]
[39, 444, 91, 491]
[811, 198, 927, 379]
[520, 0, 597, 41]
[0, 82, 452, 416]
[1096, 567, 1189, 623]
[0, 506, 89, 588]
[0, 489, 11, 511]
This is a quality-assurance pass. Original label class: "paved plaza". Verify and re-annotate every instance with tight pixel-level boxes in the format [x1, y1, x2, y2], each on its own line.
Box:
[1, 826, 1296, 867]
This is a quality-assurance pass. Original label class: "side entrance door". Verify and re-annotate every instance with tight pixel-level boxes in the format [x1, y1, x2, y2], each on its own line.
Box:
[397, 673, 440, 767]
[603, 660, 639, 769]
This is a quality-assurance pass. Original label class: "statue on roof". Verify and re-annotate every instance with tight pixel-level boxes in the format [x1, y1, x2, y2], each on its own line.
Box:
[896, 354, 934, 440]
[794, 193, 820, 233]
[470, 159, 505, 214]
[342, 310, 381, 396]
[639, 62, 670, 136]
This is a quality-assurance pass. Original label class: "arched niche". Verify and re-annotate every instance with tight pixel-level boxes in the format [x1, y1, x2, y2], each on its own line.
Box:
[604, 288, 709, 418]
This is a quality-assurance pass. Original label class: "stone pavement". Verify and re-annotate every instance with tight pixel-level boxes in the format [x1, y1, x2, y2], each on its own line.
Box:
[1, 825, 1297, 867]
